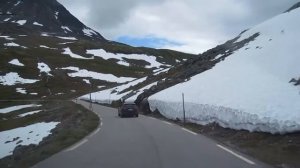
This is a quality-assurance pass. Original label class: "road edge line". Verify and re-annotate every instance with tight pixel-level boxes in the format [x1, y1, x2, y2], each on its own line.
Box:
[216, 144, 256, 165]
[181, 127, 197, 135]
[65, 139, 88, 152]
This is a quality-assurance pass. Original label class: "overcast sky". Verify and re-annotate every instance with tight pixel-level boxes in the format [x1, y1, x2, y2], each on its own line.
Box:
[58, 0, 298, 54]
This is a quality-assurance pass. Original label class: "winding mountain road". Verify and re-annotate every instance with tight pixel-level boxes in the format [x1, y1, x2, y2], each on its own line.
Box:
[33, 100, 271, 168]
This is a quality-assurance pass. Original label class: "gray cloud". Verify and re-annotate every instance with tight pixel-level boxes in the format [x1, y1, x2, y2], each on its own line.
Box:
[58, 0, 299, 53]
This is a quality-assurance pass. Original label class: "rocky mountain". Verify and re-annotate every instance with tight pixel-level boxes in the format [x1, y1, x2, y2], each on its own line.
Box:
[0, 0, 196, 100]
[0, 0, 104, 39]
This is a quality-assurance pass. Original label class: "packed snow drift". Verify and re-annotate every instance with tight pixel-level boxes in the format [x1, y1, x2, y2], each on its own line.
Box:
[149, 8, 300, 134]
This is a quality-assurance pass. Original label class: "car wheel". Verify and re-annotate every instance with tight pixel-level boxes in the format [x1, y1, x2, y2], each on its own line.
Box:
[136, 114, 139, 117]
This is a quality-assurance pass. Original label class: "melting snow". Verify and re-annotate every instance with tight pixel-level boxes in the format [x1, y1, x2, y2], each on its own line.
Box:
[41, 33, 50, 37]
[55, 11, 59, 19]
[9, 59, 24, 67]
[16, 88, 27, 94]
[33, 22, 43, 26]
[0, 36, 14, 40]
[0, 104, 40, 114]
[4, 18, 10, 22]
[61, 66, 135, 83]
[83, 79, 91, 84]
[61, 26, 72, 32]
[14, 1, 21, 6]
[16, 20, 27, 25]
[56, 36, 77, 40]
[4, 42, 20, 47]
[18, 110, 42, 117]
[86, 49, 165, 68]
[62, 48, 92, 59]
[0, 122, 60, 159]
[0, 72, 38, 86]
[39, 45, 57, 50]
[83, 28, 96, 37]
[38, 62, 52, 76]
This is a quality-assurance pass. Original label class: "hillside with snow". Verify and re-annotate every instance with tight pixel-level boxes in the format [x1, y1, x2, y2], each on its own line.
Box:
[148, 6, 300, 134]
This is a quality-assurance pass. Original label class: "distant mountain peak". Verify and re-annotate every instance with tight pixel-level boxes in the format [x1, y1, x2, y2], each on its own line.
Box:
[0, 0, 105, 40]
[285, 1, 300, 12]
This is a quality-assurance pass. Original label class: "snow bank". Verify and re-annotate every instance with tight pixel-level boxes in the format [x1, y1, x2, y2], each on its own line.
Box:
[149, 8, 300, 134]
[86, 49, 165, 68]
[0, 72, 38, 86]
[9, 59, 24, 67]
[0, 122, 59, 159]
[61, 66, 135, 83]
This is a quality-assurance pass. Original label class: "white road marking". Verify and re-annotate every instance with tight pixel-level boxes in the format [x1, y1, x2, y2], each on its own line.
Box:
[89, 127, 101, 138]
[181, 128, 197, 135]
[162, 121, 173, 125]
[217, 144, 256, 165]
[65, 139, 88, 152]
[149, 117, 158, 120]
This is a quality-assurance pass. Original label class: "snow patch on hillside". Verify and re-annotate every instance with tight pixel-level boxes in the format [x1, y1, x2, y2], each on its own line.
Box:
[18, 110, 42, 117]
[16, 88, 27, 94]
[0, 73, 38, 86]
[62, 48, 92, 59]
[0, 122, 59, 159]
[4, 42, 20, 47]
[38, 62, 52, 76]
[61, 66, 135, 83]
[0, 104, 40, 114]
[86, 49, 165, 68]
[33, 22, 43, 26]
[149, 8, 300, 134]
[16, 20, 27, 25]
[0, 36, 14, 40]
[61, 26, 72, 33]
[9, 59, 24, 67]
[83, 28, 96, 37]
[56, 36, 77, 40]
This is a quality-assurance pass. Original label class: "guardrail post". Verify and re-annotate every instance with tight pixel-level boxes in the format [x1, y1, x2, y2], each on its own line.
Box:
[182, 93, 186, 125]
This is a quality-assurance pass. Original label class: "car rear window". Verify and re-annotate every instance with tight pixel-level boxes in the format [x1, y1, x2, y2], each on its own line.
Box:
[123, 104, 136, 108]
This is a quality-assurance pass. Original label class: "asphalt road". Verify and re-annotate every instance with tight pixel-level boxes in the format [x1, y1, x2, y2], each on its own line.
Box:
[33, 100, 271, 168]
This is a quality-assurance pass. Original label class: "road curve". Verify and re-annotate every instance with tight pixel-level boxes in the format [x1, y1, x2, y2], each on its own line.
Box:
[33, 100, 271, 168]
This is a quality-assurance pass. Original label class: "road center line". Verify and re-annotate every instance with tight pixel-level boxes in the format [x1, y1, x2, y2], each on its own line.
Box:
[65, 139, 88, 152]
[216, 144, 255, 165]
[181, 128, 197, 135]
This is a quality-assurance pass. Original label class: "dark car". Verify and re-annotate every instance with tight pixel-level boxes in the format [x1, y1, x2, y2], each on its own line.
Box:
[118, 102, 139, 118]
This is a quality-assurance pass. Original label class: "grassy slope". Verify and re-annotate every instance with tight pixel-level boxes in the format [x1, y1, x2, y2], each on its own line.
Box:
[0, 101, 99, 168]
